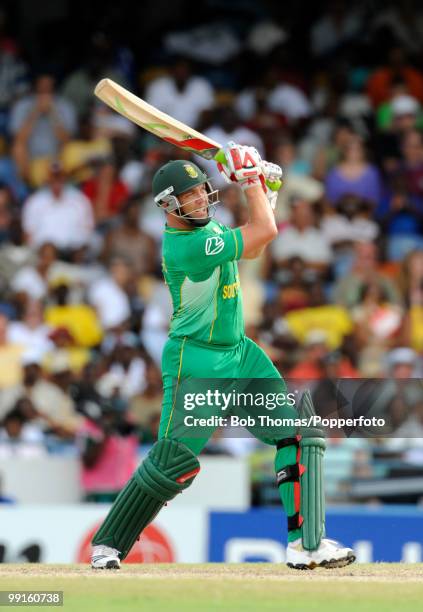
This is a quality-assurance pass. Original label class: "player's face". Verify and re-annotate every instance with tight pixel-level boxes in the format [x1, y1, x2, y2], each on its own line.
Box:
[178, 184, 209, 219]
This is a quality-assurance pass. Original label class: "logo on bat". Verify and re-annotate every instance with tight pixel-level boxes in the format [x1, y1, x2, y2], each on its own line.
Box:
[205, 236, 224, 255]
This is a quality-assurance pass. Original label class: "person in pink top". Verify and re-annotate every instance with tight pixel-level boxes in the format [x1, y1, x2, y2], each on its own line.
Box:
[78, 407, 139, 503]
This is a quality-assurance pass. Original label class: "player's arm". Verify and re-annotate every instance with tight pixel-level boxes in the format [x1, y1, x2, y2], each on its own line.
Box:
[217, 142, 280, 259]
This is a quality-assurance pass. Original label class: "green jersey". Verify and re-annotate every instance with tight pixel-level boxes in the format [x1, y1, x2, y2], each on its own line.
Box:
[162, 219, 245, 346]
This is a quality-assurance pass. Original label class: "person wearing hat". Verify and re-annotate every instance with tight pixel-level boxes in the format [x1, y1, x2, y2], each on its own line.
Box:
[91, 142, 354, 570]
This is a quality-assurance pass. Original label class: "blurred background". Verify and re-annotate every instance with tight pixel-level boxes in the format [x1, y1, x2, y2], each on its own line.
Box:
[1, 0, 423, 563]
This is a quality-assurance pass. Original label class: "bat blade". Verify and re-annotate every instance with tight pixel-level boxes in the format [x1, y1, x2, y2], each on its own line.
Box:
[94, 78, 221, 160]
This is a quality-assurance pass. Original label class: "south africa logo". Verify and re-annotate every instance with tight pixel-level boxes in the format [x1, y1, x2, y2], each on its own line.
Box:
[184, 164, 198, 178]
[205, 236, 225, 255]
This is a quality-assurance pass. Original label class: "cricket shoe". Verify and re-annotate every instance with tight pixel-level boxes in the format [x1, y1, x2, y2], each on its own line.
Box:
[91, 545, 121, 569]
[286, 538, 355, 570]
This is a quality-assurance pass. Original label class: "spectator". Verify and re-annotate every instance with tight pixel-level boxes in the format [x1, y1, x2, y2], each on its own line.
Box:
[61, 32, 129, 119]
[0, 313, 25, 389]
[0, 354, 81, 436]
[325, 134, 382, 206]
[82, 160, 130, 227]
[367, 45, 423, 107]
[21, 161, 94, 253]
[10, 242, 58, 301]
[352, 280, 404, 375]
[0, 184, 16, 245]
[9, 71, 76, 186]
[98, 332, 147, 400]
[288, 329, 358, 378]
[0, 404, 46, 458]
[44, 281, 103, 349]
[334, 241, 403, 309]
[87, 257, 132, 331]
[77, 405, 138, 502]
[145, 56, 214, 128]
[129, 361, 163, 439]
[101, 198, 158, 278]
[397, 128, 423, 198]
[7, 299, 53, 356]
[236, 67, 312, 128]
[270, 194, 332, 275]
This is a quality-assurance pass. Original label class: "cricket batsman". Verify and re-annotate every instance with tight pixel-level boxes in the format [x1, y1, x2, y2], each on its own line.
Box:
[91, 142, 355, 570]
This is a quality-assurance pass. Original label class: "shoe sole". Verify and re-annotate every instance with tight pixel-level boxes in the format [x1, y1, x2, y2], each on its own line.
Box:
[287, 554, 356, 571]
[91, 560, 120, 570]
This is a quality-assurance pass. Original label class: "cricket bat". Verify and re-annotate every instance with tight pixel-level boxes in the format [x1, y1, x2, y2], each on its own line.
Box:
[94, 78, 281, 190]
[94, 78, 222, 160]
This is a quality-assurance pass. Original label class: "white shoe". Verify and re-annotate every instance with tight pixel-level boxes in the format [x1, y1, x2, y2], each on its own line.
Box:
[91, 545, 121, 569]
[287, 537, 355, 570]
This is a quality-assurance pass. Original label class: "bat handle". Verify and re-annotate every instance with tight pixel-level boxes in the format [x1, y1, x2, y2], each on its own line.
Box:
[214, 149, 282, 192]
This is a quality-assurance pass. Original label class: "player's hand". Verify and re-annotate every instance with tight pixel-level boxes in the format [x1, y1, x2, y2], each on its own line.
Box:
[261, 160, 283, 209]
[216, 141, 265, 191]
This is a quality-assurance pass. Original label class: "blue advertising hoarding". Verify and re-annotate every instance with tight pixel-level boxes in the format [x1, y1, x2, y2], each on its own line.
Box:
[209, 507, 423, 562]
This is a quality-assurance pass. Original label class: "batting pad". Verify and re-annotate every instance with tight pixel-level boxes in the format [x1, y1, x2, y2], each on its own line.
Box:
[92, 438, 200, 559]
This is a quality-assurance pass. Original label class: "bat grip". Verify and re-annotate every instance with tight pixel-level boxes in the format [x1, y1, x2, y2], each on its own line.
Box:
[214, 149, 281, 192]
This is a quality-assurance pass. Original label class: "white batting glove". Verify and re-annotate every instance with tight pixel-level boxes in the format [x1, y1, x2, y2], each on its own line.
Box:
[261, 160, 283, 209]
[217, 141, 265, 192]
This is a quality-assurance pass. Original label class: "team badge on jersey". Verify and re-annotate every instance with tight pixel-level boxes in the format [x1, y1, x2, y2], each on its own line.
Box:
[184, 164, 199, 178]
[205, 236, 225, 255]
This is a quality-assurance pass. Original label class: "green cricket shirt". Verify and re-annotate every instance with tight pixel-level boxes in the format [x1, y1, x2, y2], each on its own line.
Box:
[162, 219, 245, 346]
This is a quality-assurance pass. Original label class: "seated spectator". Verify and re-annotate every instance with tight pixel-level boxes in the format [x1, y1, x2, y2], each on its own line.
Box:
[77, 405, 138, 502]
[21, 161, 94, 255]
[60, 112, 112, 183]
[61, 32, 129, 119]
[101, 198, 157, 278]
[0, 313, 25, 389]
[270, 194, 332, 276]
[236, 66, 312, 126]
[129, 361, 163, 440]
[273, 136, 311, 178]
[334, 240, 403, 309]
[97, 332, 147, 400]
[321, 195, 379, 277]
[367, 45, 423, 108]
[0, 404, 46, 458]
[9, 70, 76, 186]
[145, 55, 214, 128]
[352, 280, 404, 375]
[140, 281, 172, 367]
[81, 161, 130, 227]
[375, 94, 421, 173]
[283, 285, 353, 350]
[0, 354, 81, 436]
[376, 179, 423, 261]
[0, 184, 17, 245]
[0, 22, 29, 135]
[288, 329, 358, 379]
[87, 257, 132, 331]
[325, 134, 382, 206]
[10, 242, 58, 302]
[44, 281, 102, 349]
[397, 129, 423, 199]
[398, 250, 423, 352]
[7, 299, 53, 356]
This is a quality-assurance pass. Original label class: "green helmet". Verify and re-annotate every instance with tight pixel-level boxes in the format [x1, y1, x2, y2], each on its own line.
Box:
[152, 160, 218, 227]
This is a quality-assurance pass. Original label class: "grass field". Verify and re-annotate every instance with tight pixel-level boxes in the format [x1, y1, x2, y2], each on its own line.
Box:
[1, 564, 423, 611]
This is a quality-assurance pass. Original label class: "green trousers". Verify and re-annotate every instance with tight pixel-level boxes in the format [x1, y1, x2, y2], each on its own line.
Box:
[159, 335, 301, 542]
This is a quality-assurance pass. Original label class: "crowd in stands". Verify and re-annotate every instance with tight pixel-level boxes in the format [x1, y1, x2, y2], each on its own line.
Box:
[1, 0, 423, 504]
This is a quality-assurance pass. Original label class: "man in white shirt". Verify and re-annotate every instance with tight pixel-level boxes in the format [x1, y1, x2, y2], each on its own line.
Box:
[21, 162, 94, 254]
[271, 194, 332, 273]
[145, 57, 214, 128]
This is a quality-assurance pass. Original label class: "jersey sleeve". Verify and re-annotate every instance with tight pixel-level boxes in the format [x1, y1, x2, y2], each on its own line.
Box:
[178, 226, 244, 281]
